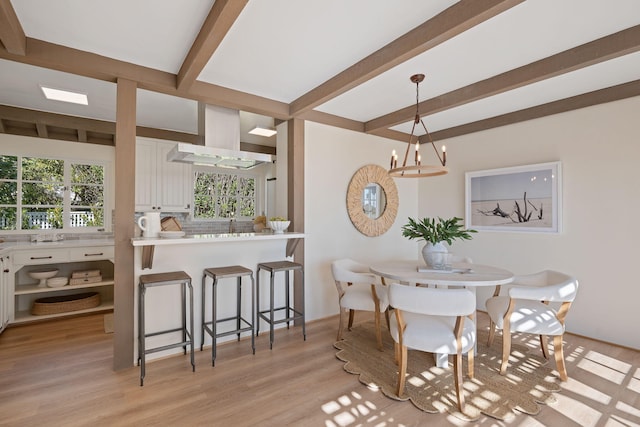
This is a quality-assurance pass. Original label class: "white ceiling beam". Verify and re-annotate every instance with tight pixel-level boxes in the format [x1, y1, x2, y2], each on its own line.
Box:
[176, 0, 248, 91]
[289, 0, 525, 116]
[0, 0, 26, 55]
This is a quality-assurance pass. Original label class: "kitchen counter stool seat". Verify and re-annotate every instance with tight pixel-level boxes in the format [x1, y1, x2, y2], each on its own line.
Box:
[201, 265, 255, 366]
[256, 260, 305, 349]
[138, 270, 194, 386]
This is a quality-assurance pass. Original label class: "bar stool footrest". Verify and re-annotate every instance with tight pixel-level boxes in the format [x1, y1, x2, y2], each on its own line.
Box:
[203, 317, 253, 339]
[258, 307, 304, 324]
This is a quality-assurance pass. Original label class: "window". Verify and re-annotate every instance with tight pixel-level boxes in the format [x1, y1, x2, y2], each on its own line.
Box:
[193, 169, 256, 219]
[0, 155, 105, 231]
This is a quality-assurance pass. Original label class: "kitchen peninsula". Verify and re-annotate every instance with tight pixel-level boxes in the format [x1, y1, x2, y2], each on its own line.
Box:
[130, 232, 304, 362]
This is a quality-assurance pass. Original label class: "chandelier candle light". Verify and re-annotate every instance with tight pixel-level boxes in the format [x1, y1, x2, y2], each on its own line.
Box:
[388, 74, 448, 178]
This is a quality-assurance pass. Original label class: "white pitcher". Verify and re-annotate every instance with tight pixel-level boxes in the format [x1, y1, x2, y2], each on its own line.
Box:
[137, 212, 161, 238]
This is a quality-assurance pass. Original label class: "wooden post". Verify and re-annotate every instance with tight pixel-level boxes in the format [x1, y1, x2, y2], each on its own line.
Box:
[287, 118, 305, 325]
[113, 78, 136, 370]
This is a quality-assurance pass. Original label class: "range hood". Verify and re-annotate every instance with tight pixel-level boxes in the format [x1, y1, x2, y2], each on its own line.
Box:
[167, 104, 274, 169]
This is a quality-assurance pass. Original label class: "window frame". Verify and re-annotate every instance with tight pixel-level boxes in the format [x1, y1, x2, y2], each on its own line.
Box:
[0, 153, 111, 234]
[191, 166, 263, 222]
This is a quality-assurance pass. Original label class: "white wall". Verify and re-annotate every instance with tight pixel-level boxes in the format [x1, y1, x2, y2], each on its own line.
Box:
[303, 122, 420, 321]
[416, 96, 640, 349]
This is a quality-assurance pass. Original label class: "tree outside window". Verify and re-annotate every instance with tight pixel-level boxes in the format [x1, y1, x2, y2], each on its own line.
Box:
[193, 170, 256, 219]
[0, 155, 105, 231]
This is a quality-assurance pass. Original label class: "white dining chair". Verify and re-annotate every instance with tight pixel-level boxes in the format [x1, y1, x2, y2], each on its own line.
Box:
[388, 283, 476, 412]
[331, 258, 389, 351]
[486, 270, 579, 380]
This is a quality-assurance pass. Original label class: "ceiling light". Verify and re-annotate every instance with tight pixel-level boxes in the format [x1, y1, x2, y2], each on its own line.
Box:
[388, 74, 448, 178]
[40, 86, 88, 105]
[248, 126, 277, 137]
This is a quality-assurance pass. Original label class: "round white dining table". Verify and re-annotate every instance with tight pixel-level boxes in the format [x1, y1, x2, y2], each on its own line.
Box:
[369, 260, 514, 368]
[369, 260, 514, 288]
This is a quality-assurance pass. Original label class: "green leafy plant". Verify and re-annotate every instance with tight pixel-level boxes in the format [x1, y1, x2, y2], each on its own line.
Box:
[401, 216, 476, 245]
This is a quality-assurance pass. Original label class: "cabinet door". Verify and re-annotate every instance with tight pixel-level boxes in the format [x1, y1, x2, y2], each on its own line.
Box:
[0, 257, 11, 332]
[135, 139, 158, 211]
[156, 141, 192, 212]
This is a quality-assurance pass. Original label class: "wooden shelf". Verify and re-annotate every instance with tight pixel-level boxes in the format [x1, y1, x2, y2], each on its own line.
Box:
[14, 279, 114, 295]
[13, 301, 114, 324]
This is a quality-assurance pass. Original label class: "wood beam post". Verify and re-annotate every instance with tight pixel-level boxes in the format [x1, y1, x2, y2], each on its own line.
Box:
[113, 78, 137, 371]
[287, 118, 305, 324]
[0, 0, 26, 55]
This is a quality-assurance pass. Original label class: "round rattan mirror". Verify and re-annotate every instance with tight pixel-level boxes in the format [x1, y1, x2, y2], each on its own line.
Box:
[347, 164, 399, 236]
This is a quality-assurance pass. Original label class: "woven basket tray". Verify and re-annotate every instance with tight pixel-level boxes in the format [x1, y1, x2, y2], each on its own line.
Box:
[31, 292, 101, 316]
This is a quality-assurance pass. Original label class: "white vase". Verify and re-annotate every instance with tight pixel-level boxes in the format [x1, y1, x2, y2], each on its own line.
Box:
[422, 241, 448, 269]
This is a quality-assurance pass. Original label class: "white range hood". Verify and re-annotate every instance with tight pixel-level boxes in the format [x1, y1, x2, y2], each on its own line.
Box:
[167, 105, 274, 169]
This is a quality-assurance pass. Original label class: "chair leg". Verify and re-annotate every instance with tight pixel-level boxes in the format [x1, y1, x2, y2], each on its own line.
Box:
[453, 351, 465, 412]
[337, 307, 345, 341]
[347, 309, 355, 330]
[539, 334, 549, 359]
[374, 310, 383, 351]
[500, 330, 512, 375]
[396, 345, 408, 397]
[384, 309, 390, 331]
[467, 347, 475, 380]
[487, 319, 496, 346]
[553, 334, 569, 381]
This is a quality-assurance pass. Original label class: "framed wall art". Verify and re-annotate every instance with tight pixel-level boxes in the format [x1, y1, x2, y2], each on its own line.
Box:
[465, 161, 562, 233]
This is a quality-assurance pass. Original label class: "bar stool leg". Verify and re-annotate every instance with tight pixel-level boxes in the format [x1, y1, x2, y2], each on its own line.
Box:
[236, 277, 242, 341]
[285, 270, 291, 329]
[181, 281, 187, 354]
[187, 279, 195, 372]
[250, 275, 256, 354]
[139, 283, 146, 386]
[212, 276, 218, 366]
[256, 270, 261, 337]
[301, 268, 306, 341]
[201, 274, 206, 351]
[269, 270, 275, 349]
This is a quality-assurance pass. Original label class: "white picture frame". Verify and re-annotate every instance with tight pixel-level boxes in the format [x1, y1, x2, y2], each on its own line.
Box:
[465, 161, 562, 233]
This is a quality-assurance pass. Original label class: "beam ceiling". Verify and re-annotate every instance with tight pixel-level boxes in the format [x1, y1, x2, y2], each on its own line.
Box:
[0, 0, 638, 147]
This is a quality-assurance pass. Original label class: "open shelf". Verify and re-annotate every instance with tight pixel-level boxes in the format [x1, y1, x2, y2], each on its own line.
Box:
[13, 301, 114, 324]
[14, 279, 115, 295]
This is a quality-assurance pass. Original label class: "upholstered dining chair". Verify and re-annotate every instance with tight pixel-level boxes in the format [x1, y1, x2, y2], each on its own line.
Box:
[388, 283, 476, 412]
[486, 270, 579, 381]
[331, 258, 389, 351]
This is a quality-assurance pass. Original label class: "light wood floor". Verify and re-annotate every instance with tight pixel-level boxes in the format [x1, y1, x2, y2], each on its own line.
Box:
[0, 311, 638, 427]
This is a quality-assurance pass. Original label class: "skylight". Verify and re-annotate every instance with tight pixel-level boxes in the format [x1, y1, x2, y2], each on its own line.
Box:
[40, 86, 88, 105]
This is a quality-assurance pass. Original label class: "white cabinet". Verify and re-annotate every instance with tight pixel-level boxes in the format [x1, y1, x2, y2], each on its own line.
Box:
[135, 139, 192, 212]
[10, 244, 115, 324]
[0, 256, 10, 333]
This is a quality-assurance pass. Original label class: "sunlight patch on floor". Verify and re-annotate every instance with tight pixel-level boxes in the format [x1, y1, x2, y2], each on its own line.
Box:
[321, 391, 406, 427]
[548, 393, 602, 427]
[561, 378, 612, 405]
[628, 367, 640, 394]
[615, 400, 640, 418]
[578, 350, 631, 385]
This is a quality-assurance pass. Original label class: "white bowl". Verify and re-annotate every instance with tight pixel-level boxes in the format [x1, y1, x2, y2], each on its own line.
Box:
[46, 276, 69, 288]
[29, 268, 59, 286]
[268, 220, 290, 234]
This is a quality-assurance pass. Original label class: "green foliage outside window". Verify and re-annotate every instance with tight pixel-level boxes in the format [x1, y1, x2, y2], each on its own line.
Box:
[0, 155, 105, 231]
[193, 170, 256, 219]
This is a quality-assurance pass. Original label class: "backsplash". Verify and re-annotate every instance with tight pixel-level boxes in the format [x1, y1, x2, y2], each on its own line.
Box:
[134, 212, 254, 236]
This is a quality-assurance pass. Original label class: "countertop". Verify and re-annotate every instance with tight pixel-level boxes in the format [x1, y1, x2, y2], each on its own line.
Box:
[0, 238, 114, 254]
[131, 232, 305, 247]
